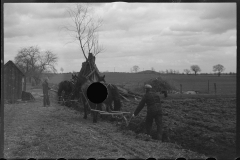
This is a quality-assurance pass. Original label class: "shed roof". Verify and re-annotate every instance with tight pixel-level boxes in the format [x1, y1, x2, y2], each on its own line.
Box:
[4, 60, 25, 76]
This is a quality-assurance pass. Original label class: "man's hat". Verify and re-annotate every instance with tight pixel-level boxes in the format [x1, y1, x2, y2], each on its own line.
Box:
[145, 84, 152, 89]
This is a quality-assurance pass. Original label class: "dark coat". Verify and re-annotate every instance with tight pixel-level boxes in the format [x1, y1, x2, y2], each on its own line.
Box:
[134, 91, 161, 116]
[42, 81, 50, 95]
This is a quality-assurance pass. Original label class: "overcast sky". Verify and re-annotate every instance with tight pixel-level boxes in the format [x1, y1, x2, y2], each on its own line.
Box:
[4, 3, 236, 73]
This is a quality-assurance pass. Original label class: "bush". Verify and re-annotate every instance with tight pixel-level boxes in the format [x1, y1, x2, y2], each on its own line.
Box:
[145, 76, 176, 92]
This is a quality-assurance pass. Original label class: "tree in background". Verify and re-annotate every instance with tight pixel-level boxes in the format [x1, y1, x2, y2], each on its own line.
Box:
[63, 4, 103, 59]
[213, 64, 225, 76]
[15, 46, 58, 86]
[159, 70, 165, 74]
[190, 65, 201, 75]
[132, 65, 140, 73]
[165, 69, 169, 74]
[60, 67, 64, 73]
[184, 69, 191, 75]
[151, 67, 155, 72]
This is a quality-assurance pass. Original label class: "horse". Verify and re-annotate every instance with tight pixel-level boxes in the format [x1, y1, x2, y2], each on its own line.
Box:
[102, 83, 122, 111]
[74, 75, 122, 123]
[57, 80, 74, 106]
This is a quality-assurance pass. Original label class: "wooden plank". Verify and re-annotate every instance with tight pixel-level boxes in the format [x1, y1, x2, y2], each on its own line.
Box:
[100, 112, 124, 115]
[109, 111, 131, 114]
[91, 109, 107, 113]
[91, 109, 131, 115]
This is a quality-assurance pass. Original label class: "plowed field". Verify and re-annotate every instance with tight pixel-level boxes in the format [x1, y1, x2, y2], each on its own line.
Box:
[120, 96, 236, 160]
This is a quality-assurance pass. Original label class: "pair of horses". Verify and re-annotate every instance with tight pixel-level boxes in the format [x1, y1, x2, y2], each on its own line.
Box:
[74, 75, 122, 123]
[57, 74, 122, 123]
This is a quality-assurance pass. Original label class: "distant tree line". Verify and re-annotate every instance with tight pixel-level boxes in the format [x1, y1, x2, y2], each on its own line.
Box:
[129, 64, 235, 76]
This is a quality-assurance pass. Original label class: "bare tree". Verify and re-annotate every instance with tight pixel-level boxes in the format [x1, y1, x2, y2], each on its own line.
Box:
[132, 65, 140, 73]
[213, 64, 225, 76]
[15, 46, 58, 85]
[166, 69, 169, 74]
[60, 67, 64, 73]
[184, 69, 191, 75]
[190, 65, 201, 75]
[63, 4, 103, 59]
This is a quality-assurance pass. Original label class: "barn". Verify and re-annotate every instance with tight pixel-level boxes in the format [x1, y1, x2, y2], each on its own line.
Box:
[4, 60, 25, 103]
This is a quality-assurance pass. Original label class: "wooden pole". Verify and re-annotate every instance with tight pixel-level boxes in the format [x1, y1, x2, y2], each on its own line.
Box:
[120, 94, 130, 102]
[109, 111, 131, 114]
[91, 109, 107, 113]
[214, 83, 216, 95]
[100, 112, 126, 115]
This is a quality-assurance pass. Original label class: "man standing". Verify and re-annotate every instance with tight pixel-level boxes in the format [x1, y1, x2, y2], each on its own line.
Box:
[132, 84, 163, 141]
[42, 77, 51, 107]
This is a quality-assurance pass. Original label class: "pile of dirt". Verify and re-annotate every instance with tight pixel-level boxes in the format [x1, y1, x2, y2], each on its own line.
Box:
[145, 76, 176, 92]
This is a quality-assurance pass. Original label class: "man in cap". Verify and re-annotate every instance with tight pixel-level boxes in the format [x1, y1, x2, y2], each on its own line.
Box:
[132, 84, 163, 141]
[42, 77, 51, 107]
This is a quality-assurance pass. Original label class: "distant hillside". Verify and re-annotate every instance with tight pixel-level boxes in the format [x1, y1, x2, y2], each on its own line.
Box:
[137, 70, 160, 74]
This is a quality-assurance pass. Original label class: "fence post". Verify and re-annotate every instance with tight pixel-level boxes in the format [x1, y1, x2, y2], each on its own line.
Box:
[214, 83, 216, 95]
[180, 84, 182, 94]
[208, 80, 209, 94]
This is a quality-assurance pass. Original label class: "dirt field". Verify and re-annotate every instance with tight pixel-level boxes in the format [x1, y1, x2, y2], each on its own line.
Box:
[4, 88, 206, 159]
[120, 96, 236, 160]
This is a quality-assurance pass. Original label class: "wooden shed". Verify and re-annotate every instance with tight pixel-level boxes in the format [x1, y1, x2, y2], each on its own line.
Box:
[4, 60, 25, 103]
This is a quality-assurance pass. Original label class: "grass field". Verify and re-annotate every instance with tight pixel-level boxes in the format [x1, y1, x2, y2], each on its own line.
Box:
[48, 73, 236, 95]
[4, 87, 207, 159]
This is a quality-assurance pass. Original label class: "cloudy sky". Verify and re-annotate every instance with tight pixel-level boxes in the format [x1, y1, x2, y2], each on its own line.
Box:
[4, 3, 236, 73]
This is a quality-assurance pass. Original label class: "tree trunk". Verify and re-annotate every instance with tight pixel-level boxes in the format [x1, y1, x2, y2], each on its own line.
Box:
[33, 76, 41, 85]
[195, 72, 197, 76]
[218, 72, 220, 77]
